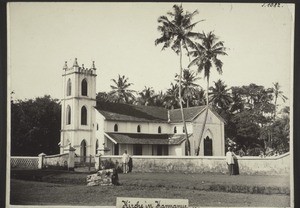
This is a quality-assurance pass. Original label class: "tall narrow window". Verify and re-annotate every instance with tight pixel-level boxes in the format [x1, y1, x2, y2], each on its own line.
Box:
[66, 105, 71, 125]
[81, 106, 87, 125]
[80, 140, 87, 158]
[95, 140, 99, 154]
[81, 79, 88, 96]
[158, 126, 161, 133]
[183, 127, 185, 133]
[137, 125, 141, 133]
[67, 78, 72, 96]
[174, 126, 177, 133]
[114, 124, 118, 132]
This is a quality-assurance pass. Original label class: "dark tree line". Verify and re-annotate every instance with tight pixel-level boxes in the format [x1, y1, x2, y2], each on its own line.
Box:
[11, 95, 61, 156]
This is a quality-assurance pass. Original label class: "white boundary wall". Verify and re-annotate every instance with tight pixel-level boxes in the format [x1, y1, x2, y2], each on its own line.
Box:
[101, 152, 290, 175]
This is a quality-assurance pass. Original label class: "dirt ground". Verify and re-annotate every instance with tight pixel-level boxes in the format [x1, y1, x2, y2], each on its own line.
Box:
[9, 171, 291, 207]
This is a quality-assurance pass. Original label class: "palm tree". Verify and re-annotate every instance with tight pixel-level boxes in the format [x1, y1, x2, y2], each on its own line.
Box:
[165, 83, 180, 110]
[154, 90, 167, 108]
[155, 4, 203, 155]
[109, 75, 136, 104]
[189, 31, 227, 155]
[136, 86, 158, 106]
[175, 69, 200, 108]
[272, 82, 288, 119]
[191, 87, 206, 107]
[209, 79, 232, 111]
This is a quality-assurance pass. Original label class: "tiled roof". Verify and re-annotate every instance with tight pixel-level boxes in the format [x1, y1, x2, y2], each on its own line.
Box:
[169, 106, 206, 123]
[96, 102, 168, 122]
[168, 134, 192, 145]
[105, 133, 187, 145]
[96, 102, 224, 123]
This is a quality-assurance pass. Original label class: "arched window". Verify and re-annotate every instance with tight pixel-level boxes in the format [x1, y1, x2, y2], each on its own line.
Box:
[158, 126, 161, 133]
[81, 106, 87, 125]
[114, 124, 118, 132]
[80, 140, 87, 158]
[174, 126, 177, 133]
[183, 127, 185, 133]
[81, 79, 88, 96]
[67, 78, 72, 96]
[204, 136, 213, 156]
[95, 140, 99, 154]
[66, 105, 71, 125]
[137, 125, 141, 133]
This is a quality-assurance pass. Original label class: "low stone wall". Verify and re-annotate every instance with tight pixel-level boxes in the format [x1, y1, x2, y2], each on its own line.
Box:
[43, 153, 69, 169]
[101, 152, 290, 175]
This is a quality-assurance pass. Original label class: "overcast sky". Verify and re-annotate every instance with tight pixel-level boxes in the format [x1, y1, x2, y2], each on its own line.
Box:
[8, 2, 294, 107]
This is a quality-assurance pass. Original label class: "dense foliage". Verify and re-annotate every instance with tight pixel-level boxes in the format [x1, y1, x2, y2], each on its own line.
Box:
[11, 95, 61, 156]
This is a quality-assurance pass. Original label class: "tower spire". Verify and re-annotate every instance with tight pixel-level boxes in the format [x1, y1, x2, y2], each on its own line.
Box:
[73, 58, 79, 67]
[63, 61, 68, 70]
[91, 61, 96, 70]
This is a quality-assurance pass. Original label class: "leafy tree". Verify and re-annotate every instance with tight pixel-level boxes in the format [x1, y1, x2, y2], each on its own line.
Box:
[96, 92, 111, 103]
[11, 95, 61, 156]
[176, 69, 200, 108]
[231, 110, 262, 154]
[155, 4, 202, 155]
[230, 87, 245, 113]
[108, 75, 136, 104]
[188, 31, 227, 155]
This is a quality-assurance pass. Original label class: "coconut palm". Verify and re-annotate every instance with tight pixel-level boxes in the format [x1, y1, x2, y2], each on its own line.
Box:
[136, 86, 158, 106]
[188, 31, 227, 155]
[209, 79, 232, 111]
[176, 69, 200, 108]
[191, 87, 206, 107]
[165, 83, 180, 110]
[272, 82, 288, 119]
[155, 4, 203, 155]
[109, 75, 136, 104]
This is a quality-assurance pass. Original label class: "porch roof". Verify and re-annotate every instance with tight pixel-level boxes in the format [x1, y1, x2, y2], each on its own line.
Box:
[105, 133, 189, 145]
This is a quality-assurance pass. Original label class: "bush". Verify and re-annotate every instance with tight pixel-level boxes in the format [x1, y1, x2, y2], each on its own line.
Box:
[100, 159, 123, 173]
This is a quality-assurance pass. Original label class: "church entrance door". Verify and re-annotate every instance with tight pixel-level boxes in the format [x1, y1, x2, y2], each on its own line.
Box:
[204, 136, 213, 156]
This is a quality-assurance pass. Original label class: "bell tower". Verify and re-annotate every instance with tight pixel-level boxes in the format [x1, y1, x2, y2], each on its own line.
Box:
[60, 58, 97, 157]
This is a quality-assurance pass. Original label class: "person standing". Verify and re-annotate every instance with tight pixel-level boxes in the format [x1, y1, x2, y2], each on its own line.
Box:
[122, 150, 130, 174]
[226, 147, 235, 175]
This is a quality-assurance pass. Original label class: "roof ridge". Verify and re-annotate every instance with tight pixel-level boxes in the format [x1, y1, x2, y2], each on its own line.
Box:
[168, 105, 206, 112]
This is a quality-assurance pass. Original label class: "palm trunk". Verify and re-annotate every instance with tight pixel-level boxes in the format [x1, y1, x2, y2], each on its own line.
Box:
[196, 77, 209, 156]
[179, 42, 190, 156]
[273, 96, 278, 119]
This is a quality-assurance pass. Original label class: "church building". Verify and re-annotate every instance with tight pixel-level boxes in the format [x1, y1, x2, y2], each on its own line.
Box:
[59, 59, 225, 157]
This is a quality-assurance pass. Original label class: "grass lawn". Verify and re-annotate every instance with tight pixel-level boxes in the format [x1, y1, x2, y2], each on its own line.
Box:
[10, 171, 290, 207]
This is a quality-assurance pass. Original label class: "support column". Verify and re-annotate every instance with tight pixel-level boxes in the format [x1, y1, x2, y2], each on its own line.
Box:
[67, 146, 76, 171]
[38, 153, 46, 169]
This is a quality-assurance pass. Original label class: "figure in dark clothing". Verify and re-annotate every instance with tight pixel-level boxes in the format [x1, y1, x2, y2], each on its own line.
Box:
[128, 157, 133, 173]
[233, 157, 239, 175]
[112, 168, 120, 185]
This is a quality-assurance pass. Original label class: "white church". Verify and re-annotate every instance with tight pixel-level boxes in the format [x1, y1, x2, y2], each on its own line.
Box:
[59, 58, 226, 157]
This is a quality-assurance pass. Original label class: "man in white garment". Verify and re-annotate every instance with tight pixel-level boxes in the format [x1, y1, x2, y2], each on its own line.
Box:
[226, 147, 235, 175]
[122, 150, 130, 174]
